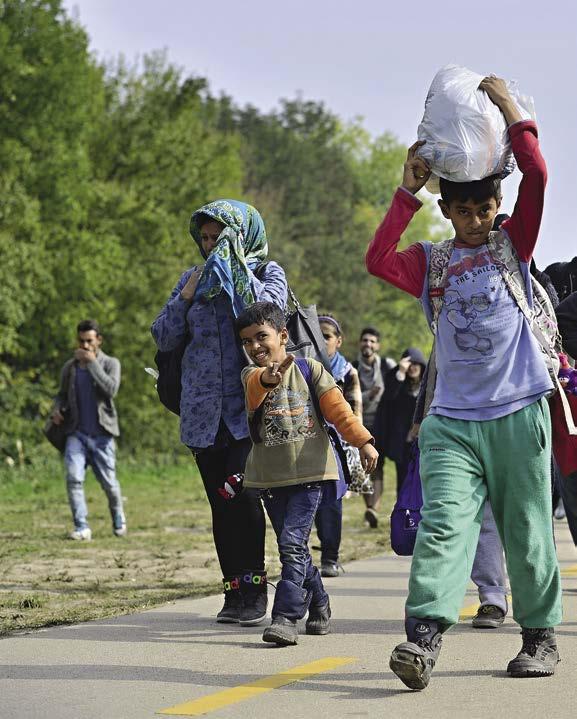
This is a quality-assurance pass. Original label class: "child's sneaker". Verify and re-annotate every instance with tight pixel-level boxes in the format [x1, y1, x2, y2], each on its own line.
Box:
[390, 618, 443, 690]
[262, 617, 298, 645]
[69, 527, 92, 541]
[472, 604, 505, 629]
[507, 628, 559, 677]
[113, 524, 127, 537]
[305, 600, 331, 635]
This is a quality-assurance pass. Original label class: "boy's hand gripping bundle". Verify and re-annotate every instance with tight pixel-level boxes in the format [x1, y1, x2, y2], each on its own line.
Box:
[417, 64, 535, 192]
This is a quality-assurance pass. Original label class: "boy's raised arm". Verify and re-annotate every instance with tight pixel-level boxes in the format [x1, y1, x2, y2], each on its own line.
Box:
[365, 142, 429, 298]
[480, 76, 547, 262]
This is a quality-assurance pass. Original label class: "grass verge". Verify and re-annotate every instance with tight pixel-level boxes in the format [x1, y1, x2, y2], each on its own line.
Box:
[0, 457, 394, 636]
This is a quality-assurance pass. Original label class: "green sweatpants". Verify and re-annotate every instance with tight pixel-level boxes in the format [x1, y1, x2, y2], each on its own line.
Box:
[407, 398, 562, 629]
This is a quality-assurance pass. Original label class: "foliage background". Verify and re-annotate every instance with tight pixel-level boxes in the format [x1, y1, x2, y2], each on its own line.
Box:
[0, 0, 445, 466]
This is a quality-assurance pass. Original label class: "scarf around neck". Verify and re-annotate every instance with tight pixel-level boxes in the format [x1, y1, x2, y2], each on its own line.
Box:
[330, 351, 352, 383]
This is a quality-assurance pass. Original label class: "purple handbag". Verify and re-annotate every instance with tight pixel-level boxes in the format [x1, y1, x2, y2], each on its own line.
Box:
[390, 442, 423, 556]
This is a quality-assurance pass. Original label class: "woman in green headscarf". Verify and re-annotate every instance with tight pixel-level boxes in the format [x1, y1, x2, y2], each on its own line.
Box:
[152, 199, 287, 625]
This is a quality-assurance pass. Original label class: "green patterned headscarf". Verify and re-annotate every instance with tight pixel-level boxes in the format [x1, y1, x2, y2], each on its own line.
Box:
[190, 199, 268, 316]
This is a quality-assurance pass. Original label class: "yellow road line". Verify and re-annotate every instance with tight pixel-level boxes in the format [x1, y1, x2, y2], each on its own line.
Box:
[561, 564, 577, 577]
[158, 656, 357, 717]
[459, 601, 480, 619]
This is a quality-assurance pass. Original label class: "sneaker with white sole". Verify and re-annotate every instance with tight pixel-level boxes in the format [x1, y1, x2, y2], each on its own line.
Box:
[113, 524, 127, 537]
[69, 527, 92, 541]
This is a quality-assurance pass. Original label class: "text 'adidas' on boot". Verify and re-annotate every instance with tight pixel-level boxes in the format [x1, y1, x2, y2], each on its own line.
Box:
[216, 576, 242, 624]
[507, 627, 559, 677]
[239, 570, 268, 626]
[390, 617, 443, 690]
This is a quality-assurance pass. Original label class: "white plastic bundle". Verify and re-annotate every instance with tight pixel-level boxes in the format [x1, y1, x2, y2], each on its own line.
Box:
[417, 65, 536, 194]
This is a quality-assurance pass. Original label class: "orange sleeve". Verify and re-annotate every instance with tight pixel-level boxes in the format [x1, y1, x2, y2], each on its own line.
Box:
[245, 368, 274, 411]
[319, 387, 373, 448]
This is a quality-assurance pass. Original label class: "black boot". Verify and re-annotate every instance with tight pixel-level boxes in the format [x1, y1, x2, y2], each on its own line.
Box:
[239, 570, 268, 626]
[306, 600, 331, 635]
[262, 616, 298, 646]
[507, 627, 559, 677]
[389, 617, 443, 690]
[216, 576, 242, 623]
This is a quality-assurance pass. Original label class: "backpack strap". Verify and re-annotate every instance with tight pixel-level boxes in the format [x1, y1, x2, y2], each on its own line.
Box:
[294, 357, 352, 483]
[295, 357, 322, 423]
[486, 232, 562, 379]
[422, 239, 453, 416]
[253, 261, 269, 281]
[428, 239, 454, 334]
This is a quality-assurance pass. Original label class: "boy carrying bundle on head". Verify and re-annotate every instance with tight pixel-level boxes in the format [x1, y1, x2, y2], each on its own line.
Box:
[366, 76, 562, 688]
[236, 301, 378, 645]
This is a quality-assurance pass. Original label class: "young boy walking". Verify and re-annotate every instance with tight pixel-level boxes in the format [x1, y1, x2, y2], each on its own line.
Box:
[366, 76, 562, 688]
[236, 301, 378, 645]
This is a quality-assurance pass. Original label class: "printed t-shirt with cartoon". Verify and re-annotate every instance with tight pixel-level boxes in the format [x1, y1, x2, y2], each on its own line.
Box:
[365, 120, 552, 419]
[241, 358, 372, 489]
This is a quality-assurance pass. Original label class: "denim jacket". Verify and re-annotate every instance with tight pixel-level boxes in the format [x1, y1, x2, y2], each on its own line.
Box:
[151, 261, 287, 449]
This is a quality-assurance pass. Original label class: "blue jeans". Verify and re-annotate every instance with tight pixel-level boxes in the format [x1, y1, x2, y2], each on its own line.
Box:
[64, 432, 125, 531]
[315, 498, 342, 563]
[263, 483, 329, 621]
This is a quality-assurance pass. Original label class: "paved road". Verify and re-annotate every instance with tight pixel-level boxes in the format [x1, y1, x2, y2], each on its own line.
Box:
[2, 522, 576, 719]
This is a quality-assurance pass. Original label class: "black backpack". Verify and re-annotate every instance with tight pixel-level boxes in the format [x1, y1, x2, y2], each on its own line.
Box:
[284, 287, 331, 372]
[153, 263, 331, 415]
[154, 334, 188, 415]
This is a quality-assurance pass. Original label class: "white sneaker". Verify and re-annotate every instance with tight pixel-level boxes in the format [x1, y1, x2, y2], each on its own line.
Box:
[113, 524, 127, 537]
[69, 527, 92, 541]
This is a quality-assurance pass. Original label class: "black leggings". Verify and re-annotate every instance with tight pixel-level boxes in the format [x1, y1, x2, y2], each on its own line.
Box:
[194, 438, 266, 577]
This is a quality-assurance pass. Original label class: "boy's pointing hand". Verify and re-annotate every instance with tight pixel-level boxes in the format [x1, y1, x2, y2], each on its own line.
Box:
[402, 141, 431, 195]
[262, 354, 295, 387]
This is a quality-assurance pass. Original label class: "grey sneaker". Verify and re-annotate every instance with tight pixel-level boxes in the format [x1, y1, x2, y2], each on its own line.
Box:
[262, 617, 298, 646]
[472, 604, 505, 629]
[321, 561, 344, 578]
[507, 628, 559, 677]
[390, 618, 443, 690]
[69, 527, 92, 541]
[113, 524, 127, 537]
